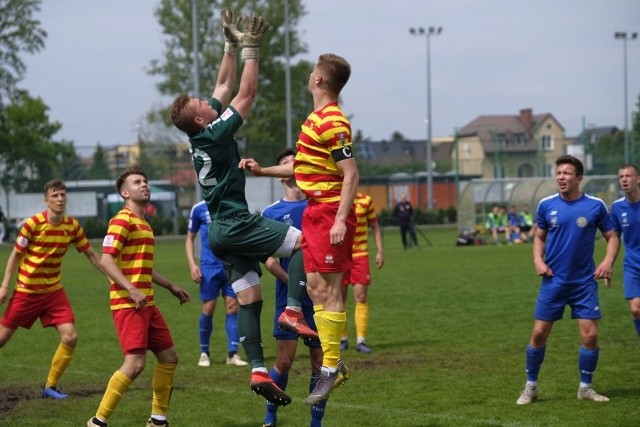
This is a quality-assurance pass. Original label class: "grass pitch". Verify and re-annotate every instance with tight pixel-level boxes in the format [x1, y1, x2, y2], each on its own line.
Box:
[0, 227, 637, 426]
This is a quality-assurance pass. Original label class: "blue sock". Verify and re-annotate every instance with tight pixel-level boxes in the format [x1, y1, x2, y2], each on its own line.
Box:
[199, 313, 213, 354]
[633, 319, 640, 336]
[309, 373, 326, 427]
[525, 345, 546, 382]
[264, 368, 288, 426]
[226, 312, 239, 353]
[579, 346, 599, 384]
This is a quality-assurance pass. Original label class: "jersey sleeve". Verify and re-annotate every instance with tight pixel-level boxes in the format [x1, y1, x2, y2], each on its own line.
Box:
[72, 220, 92, 253]
[102, 211, 131, 256]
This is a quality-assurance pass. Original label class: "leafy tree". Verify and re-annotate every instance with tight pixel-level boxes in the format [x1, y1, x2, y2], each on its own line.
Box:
[0, 91, 65, 192]
[148, 0, 314, 166]
[86, 144, 112, 179]
[0, 0, 46, 104]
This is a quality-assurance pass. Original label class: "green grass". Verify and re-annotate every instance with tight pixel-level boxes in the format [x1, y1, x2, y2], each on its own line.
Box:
[0, 228, 637, 427]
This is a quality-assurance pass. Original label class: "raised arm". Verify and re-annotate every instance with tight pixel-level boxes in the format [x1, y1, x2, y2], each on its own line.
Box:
[230, 14, 270, 119]
[211, 8, 240, 106]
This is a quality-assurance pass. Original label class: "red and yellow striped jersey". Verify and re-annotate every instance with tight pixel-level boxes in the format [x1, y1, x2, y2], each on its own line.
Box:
[294, 102, 352, 203]
[352, 193, 377, 258]
[13, 211, 91, 294]
[102, 207, 155, 310]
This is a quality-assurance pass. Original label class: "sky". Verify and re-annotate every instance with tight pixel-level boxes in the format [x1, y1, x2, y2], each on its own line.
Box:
[20, 0, 640, 155]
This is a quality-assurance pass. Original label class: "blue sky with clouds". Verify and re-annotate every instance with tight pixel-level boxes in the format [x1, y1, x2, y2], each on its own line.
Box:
[21, 0, 640, 153]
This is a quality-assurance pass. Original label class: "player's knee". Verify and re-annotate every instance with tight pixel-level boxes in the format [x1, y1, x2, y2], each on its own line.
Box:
[61, 330, 78, 347]
[629, 300, 640, 317]
[275, 357, 293, 374]
[580, 331, 598, 348]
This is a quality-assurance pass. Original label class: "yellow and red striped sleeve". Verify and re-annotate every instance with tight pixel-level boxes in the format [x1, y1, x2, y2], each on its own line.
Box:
[352, 193, 377, 257]
[102, 208, 155, 310]
[294, 102, 352, 203]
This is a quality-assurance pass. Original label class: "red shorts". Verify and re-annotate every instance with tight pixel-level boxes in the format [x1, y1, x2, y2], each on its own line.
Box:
[112, 306, 174, 355]
[341, 255, 371, 286]
[0, 289, 74, 330]
[302, 201, 355, 273]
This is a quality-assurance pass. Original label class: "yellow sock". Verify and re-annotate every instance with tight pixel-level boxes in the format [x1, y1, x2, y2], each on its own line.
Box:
[96, 370, 133, 421]
[313, 304, 324, 314]
[355, 301, 369, 342]
[318, 311, 346, 369]
[45, 342, 74, 388]
[152, 363, 177, 416]
[341, 305, 349, 339]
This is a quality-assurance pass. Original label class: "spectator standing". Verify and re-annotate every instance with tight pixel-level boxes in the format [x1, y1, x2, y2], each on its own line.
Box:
[394, 193, 418, 249]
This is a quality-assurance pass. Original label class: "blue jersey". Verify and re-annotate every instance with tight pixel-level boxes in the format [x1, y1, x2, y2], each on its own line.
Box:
[261, 198, 308, 304]
[611, 196, 640, 272]
[536, 193, 614, 284]
[188, 200, 224, 267]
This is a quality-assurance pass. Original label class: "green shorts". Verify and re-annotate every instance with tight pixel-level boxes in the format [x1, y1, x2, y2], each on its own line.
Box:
[208, 210, 290, 283]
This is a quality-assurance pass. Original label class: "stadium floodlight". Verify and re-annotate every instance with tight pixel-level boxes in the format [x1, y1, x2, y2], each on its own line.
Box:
[409, 26, 443, 211]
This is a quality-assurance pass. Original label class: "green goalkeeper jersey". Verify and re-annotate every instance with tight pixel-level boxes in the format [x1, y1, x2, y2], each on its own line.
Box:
[188, 98, 248, 219]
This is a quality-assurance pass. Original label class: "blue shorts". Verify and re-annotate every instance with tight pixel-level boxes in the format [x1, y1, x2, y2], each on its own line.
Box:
[200, 264, 236, 302]
[623, 266, 640, 300]
[273, 300, 320, 349]
[534, 279, 601, 321]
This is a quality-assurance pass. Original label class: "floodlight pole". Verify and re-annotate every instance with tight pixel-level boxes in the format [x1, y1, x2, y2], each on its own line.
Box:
[410, 26, 442, 211]
[615, 31, 638, 164]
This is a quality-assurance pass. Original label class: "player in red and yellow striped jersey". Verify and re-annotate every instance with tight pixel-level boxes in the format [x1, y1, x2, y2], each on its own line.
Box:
[240, 53, 359, 405]
[0, 179, 104, 399]
[88, 167, 190, 427]
[340, 192, 384, 354]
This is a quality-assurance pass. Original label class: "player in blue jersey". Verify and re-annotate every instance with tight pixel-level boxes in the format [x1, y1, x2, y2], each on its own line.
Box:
[260, 148, 332, 427]
[611, 164, 640, 335]
[516, 155, 619, 405]
[185, 201, 247, 368]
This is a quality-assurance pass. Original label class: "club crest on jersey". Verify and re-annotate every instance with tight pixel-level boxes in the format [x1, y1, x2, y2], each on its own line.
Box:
[621, 212, 629, 227]
[17, 236, 28, 248]
[576, 217, 588, 228]
[103, 234, 115, 247]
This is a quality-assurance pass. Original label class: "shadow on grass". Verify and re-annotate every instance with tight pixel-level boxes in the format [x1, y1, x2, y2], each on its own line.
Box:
[0, 384, 105, 418]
